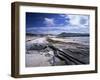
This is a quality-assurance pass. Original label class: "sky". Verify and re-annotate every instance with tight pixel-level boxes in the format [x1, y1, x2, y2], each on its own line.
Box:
[26, 12, 90, 34]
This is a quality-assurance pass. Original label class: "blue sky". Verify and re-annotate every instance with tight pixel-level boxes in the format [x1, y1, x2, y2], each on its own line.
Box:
[26, 12, 89, 34]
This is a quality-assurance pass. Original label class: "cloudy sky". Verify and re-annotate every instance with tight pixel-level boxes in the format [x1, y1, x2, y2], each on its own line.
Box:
[26, 12, 90, 34]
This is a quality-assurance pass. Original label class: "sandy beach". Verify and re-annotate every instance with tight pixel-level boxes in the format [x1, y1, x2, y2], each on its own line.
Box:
[25, 36, 89, 67]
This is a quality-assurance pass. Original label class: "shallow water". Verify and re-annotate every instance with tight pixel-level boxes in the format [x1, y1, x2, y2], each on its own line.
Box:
[64, 37, 89, 45]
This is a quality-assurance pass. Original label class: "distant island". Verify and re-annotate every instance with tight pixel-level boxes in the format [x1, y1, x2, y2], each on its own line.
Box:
[26, 32, 89, 37]
[57, 32, 89, 37]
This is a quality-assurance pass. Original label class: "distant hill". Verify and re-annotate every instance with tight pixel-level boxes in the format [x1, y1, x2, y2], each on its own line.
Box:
[26, 33, 38, 36]
[26, 32, 89, 37]
[57, 32, 89, 37]
[26, 33, 53, 37]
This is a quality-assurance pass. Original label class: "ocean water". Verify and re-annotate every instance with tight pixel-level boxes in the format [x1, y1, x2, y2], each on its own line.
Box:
[64, 37, 89, 45]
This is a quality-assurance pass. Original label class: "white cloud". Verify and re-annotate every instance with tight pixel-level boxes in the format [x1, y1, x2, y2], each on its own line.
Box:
[27, 24, 89, 34]
[68, 15, 80, 26]
[80, 16, 89, 25]
[60, 14, 89, 27]
[44, 18, 55, 27]
[60, 14, 80, 26]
